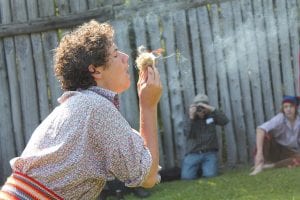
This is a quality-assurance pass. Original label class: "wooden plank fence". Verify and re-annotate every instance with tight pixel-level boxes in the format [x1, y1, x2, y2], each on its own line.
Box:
[0, 0, 299, 184]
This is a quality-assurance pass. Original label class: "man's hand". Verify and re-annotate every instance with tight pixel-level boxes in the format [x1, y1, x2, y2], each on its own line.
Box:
[137, 66, 162, 108]
[197, 102, 215, 113]
[189, 105, 197, 119]
[249, 152, 265, 176]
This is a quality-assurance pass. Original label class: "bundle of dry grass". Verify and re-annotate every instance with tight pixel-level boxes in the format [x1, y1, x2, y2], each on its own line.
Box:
[135, 46, 164, 72]
[135, 46, 156, 72]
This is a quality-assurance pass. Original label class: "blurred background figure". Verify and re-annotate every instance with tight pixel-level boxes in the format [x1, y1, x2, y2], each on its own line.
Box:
[250, 95, 300, 175]
[181, 94, 229, 180]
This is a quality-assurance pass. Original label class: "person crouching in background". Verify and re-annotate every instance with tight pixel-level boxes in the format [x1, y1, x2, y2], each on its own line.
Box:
[181, 94, 229, 180]
[250, 95, 300, 175]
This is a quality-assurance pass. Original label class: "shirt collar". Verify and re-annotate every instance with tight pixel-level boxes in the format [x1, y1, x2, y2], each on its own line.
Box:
[86, 86, 120, 110]
[283, 114, 300, 130]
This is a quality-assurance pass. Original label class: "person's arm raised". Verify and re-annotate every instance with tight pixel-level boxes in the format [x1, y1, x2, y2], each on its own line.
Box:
[137, 66, 162, 188]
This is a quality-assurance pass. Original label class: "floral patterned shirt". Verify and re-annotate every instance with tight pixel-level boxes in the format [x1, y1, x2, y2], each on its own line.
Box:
[10, 86, 152, 200]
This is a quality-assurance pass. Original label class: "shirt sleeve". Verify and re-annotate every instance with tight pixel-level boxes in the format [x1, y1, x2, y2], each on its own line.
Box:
[211, 109, 229, 126]
[258, 113, 284, 133]
[91, 99, 152, 187]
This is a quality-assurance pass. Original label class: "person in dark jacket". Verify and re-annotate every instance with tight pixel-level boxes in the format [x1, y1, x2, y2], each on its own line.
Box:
[181, 94, 229, 180]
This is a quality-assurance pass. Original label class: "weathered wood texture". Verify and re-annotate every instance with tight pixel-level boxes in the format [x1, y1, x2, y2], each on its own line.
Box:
[0, 0, 232, 38]
[210, 4, 237, 166]
[221, 1, 248, 164]
[0, 0, 299, 184]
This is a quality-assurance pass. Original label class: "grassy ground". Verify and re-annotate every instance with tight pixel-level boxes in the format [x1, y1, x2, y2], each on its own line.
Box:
[122, 167, 300, 200]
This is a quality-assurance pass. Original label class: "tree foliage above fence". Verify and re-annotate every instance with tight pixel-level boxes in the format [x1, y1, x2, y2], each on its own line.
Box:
[0, 0, 299, 185]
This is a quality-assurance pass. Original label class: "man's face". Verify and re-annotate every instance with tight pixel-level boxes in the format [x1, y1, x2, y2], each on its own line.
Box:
[282, 102, 296, 120]
[100, 44, 131, 93]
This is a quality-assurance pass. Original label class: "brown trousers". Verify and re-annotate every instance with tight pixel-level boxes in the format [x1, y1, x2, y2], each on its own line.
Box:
[262, 134, 300, 168]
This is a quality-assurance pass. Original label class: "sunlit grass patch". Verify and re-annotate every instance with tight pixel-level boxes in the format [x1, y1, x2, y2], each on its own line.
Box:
[123, 167, 300, 200]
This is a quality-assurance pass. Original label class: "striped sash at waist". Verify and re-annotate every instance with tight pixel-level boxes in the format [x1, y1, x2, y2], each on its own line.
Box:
[0, 171, 63, 200]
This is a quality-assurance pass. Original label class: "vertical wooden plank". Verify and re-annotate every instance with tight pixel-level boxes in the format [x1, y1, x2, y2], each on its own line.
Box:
[11, 0, 40, 142]
[57, 0, 71, 16]
[161, 14, 186, 164]
[231, 1, 256, 159]
[275, 0, 294, 95]
[197, 7, 218, 108]
[286, 0, 299, 95]
[88, 0, 97, 9]
[0, 39, 16, 184]
[69, 0, 88, 13]
[262, 0, 282, 111]
[132, 16, 165, 168]
[30, 36, 50, 120]
[187, 8, 205, 95]
[0, 1, 1, 20]
[112, 20, 139, 130]
[253, 0, 275, 119]
[56, 0, 72, 35]
[128, 0, 139, 6]
[146, 14, 175, 168]
[0, 0, 12, 23]
[10, 0, 27, 22]
[27, 0, 50, 120]
[1, 0, 25, 155]
[173, 10, 198, 163]
[38, 0, 54, 16]
[88, 0, 105, 9]
[220, 2, 248, 164]
[211, 5, 237, 166]
[14, 35, 40, 142]
[26, 0, 38, 20]
[3, 38, 25, 155]
[42, 32, 61, 109]
[39, 0, 62, 109]
[173, 10, 195, 110]
[132, 16, 147, 49]
[240, 0, 265, 126]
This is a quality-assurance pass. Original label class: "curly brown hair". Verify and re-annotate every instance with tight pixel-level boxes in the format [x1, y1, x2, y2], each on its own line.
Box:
[54, 19, 114, 91]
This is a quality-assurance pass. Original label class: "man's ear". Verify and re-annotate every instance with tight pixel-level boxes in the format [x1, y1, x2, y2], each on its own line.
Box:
[88, 64, 103, 79]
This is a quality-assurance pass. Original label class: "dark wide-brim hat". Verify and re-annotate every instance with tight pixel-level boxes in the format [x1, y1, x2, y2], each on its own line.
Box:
[282, 95, 300, 106]
[193, 94, 209, 105]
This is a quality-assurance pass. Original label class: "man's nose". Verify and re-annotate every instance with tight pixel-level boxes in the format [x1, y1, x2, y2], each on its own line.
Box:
[120, 52, 129, 63]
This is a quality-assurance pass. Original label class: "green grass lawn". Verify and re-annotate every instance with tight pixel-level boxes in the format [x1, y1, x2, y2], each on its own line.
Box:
[123, 167, 300, 200]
